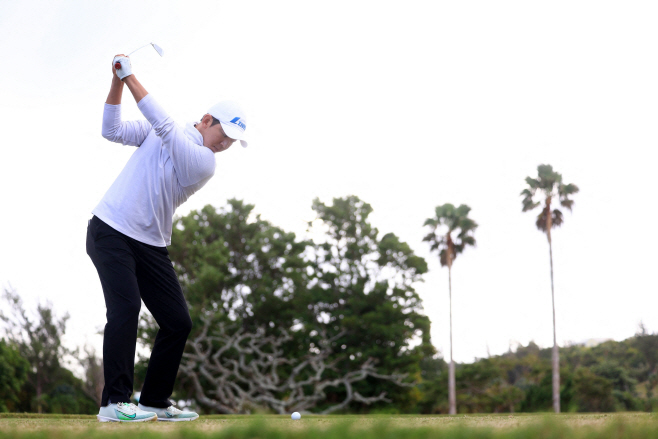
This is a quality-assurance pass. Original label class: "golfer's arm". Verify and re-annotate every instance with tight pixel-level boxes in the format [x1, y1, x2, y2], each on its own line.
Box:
[102, 75, 152, 146]
[123, 76, 149, 104]
[105, 76, 124, 105]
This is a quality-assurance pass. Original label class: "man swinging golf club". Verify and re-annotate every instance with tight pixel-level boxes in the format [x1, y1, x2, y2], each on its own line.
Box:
[87, 53, 248, 422]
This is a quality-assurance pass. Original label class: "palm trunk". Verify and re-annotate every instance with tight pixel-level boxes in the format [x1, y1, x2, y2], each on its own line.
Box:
[448, 263, 456, 415]
[547, 225, 560, 413]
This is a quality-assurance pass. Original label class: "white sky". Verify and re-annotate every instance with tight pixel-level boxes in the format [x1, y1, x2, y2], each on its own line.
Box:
[0, 0, 657, 364]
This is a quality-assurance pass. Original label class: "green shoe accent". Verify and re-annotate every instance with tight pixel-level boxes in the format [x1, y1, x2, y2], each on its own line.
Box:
[115, 409, 137, 420]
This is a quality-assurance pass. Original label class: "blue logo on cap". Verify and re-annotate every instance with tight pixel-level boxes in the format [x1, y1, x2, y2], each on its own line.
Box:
[230, 117, 246, 131]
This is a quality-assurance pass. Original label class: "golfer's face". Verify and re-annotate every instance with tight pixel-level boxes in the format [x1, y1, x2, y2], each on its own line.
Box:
[206, 124, 236, 153]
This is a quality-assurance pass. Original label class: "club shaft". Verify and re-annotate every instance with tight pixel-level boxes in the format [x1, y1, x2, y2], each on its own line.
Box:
[128, 44, 151, 56]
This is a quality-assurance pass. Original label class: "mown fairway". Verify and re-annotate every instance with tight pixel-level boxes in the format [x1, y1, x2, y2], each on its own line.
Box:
[0, 413, 657, 438]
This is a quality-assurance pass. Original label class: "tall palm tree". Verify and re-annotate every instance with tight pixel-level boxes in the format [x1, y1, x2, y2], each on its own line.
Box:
[423, 204, 477, 415]
[521, 164, 579, 413]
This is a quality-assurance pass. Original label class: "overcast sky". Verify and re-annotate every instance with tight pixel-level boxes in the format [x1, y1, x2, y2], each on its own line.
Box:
[0, 0, 657, 364]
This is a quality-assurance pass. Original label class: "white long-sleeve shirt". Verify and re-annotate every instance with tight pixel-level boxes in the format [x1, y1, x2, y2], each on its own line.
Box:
[93, 94, 215, 247]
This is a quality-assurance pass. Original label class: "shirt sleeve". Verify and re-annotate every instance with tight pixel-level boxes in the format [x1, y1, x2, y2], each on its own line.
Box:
[137, 94, 216, 187]
[101, 103, 152, 147]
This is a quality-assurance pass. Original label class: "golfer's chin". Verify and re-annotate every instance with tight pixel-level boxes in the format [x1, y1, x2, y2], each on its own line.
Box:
[205, 145, 223, 154]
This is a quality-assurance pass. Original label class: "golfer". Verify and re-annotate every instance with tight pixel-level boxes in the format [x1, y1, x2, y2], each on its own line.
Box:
[86, 54, 247, 422]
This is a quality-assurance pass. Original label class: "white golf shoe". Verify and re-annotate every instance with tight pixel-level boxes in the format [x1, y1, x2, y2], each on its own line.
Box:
[97, 402, 157, 422]
[138, 402, 199, 421]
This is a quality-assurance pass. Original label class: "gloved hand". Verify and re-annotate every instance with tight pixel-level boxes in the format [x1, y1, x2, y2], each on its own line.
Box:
[113, 56, 133, 80]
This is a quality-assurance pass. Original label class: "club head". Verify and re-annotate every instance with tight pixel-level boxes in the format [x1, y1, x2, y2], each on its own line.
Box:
[151, 43, 164, 57]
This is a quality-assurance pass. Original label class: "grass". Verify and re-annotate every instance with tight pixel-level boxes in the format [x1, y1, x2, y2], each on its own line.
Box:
[0, 413, 656, 438]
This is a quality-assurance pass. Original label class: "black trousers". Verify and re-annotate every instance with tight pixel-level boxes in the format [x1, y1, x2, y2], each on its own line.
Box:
[86, 216, 192, 408]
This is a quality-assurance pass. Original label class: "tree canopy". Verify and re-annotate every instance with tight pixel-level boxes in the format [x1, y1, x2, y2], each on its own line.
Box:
[423, 204, 478, 268]
[521, 164, 579, 233]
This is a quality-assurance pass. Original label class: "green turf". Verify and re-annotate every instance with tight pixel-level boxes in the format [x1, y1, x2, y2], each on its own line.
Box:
[0, 413, 656, 438]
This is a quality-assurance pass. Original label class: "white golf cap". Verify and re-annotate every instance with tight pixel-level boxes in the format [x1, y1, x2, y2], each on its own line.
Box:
[207, 101, 248, 147]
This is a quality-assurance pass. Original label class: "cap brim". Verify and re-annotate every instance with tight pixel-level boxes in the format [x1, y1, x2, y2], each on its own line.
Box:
[221, 122, 248, 148]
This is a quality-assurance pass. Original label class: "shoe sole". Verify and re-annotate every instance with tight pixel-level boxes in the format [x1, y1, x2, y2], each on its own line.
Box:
[97, 415, 158, 423]
[157, 415, 199, 422]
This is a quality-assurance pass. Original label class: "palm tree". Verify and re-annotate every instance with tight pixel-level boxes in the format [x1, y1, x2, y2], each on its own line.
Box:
[521, 164, 579, 413]
[423, 204, 478, 415]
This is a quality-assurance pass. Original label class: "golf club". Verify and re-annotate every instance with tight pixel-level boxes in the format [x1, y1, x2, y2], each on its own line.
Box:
[114, 42, 164, 70]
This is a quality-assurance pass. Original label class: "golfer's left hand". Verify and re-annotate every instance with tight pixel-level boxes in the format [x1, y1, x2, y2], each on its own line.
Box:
[113, 55, 133, 80]
[111, 53, 126, 78]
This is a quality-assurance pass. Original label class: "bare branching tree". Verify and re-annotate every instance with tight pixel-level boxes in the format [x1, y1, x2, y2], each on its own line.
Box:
[180, 316, 411, 414]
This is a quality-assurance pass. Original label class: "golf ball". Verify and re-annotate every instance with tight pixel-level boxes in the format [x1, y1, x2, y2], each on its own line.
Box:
[291, 412, 301, 420]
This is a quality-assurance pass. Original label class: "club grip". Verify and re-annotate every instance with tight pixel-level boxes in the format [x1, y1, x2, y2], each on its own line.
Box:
[114, 62, 122, 70]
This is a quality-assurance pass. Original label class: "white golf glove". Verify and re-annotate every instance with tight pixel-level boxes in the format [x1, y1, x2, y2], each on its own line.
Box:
[113, 56, 133, 80]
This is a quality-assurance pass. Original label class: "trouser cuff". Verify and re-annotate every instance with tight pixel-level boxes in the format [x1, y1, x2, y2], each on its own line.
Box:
[138, 397, 172, 409]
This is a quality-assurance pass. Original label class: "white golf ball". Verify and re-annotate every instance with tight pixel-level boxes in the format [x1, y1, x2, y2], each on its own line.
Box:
[291, 412, 301, 420]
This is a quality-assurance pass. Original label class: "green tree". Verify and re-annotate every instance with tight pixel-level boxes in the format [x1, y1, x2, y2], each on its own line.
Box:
[169, 199, 309, 329]
[631, 324, 658, 387]
[308, 196, 433, 412]
[416, 355, 448, 413]
[0, 339, 29, 412]
[43, 367, 98, 415]
[0, 289, 71, 413]
[423, 204, 478, 414]
[521, 164, 579, 413]
[485, 380, 525, 413]
[572, 367, 615, 412]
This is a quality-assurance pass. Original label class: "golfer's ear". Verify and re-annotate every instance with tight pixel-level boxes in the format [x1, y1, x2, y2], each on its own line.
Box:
[200, 114, 213, 127]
